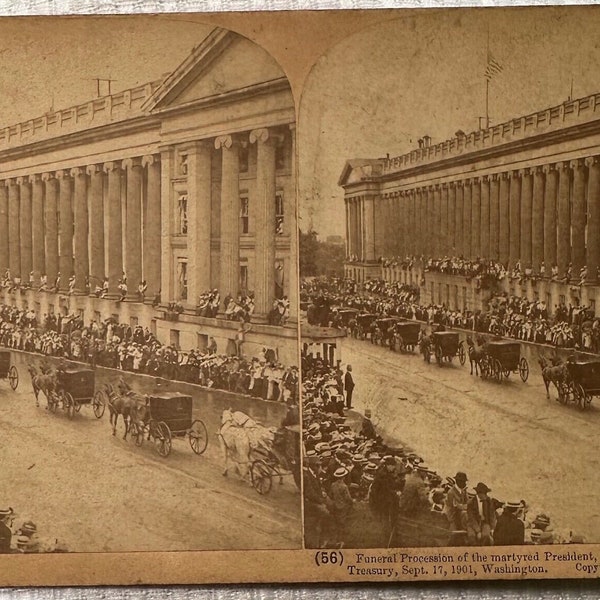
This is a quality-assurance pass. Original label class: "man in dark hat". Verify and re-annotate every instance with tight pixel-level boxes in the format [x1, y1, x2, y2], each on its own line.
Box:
[303, 451, 329, 548]
[494, 501, 525, 546]
[344, 365, 355, 410]
[467, 482, 497, 545]
[444, 471, 469, 530]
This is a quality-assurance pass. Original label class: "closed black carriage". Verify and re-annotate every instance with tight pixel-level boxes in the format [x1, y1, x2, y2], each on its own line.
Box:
[392, 321, 421, 353]
[558, 358, 600, 410]
[480, 340, 529, 382]
[373, 317, 402, 346]
[355, 313, 378, 340]
[54, 367, 105, 419]
[0, 351, 18, 390]
[431, 331, 466, 366]
[128, 392, 208, 458]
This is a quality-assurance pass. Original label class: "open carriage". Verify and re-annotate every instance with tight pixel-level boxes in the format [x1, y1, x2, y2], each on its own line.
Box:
[0, 351, 18, 390]
[558, 358, 600, 410]
[479, 340, 529, 382]
[431, 331, 466, 366]
[128, 392, 208, 458]
[250, 424, 301, 495]
[51, 368, 105, 419]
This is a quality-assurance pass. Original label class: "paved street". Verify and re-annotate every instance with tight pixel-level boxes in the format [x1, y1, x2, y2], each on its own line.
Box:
[0, 352, 301, 552]
[342, 336, 600, 542]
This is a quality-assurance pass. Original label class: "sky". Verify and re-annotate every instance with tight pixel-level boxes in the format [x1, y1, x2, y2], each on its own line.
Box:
[297, 7, 600, 239]
[0, 16, 214, 128]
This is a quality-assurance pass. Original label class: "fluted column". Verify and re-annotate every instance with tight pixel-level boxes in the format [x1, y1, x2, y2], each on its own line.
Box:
[71, 167, 89, 294]
[185, 142, 212, 305]
[557, 161, 571, 276]
[463, 180, 472, 258]
[489, 174, 500, 262]
[586, 156, 600, 283]
[571, 159, 587, 274]
[17, 176, 32, 281]
[440, 184, 448, 255]
[448, 182, 456, 254]
[42, 173, 59, 283]
[509, 170, 521, 268]
[0, 182, 7, 274]
[425, 186, 433, 258]
[543, 164, 558, 271]
[498, 172, 510, 265]
[287, 123, 298, 321]
[480, 176, 490, 259]
[455, 182, 464, 257]
[87, 164, 105, 289]
[433, 185, 442, 257]
[7, 179, 20, 278]
[471, 178, 481, 259]
[408, 190, 415, 255]
[531, 166, 545, 274]
[104, 161, 123, 297]
[56, 170, 73, 291]
[123, 157, 143, 299]
[31, 175, 45, 284]
[345, 199, 351, 259]
[215, 135, 240, 300]
[520, 168, 533, 269]
[417, 189, 425, 256]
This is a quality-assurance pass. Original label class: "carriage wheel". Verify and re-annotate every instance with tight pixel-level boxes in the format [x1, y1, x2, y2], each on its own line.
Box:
[188, 419, 208, 455]
[574, 384, 589, 411]
[435, 345, 443, 366]
[519, 357, 529, 383]
[48, 392, 59, 413]
[92, 391, 106, 419]
[494, 359, 503, 382]
[8, 365, 18, 390]
[129, 421, 145, 447]
[479, 356, 488, 380]
[250, 459, 273, 495]
[458, 343, 466, 366]
[74, 400, 82, 413]
[64, 392, 75, 420]
[154, 421, 172, 457]
[503, 368, 511, 379]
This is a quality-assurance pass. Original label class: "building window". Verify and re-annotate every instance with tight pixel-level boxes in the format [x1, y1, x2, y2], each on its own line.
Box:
[275, 192, 284, 235]
[177, 260, 188, 300]
[240, 196, 249, 234]
[177, 193, 188, 235]
[239, 146, 249, 173]
[179, 153, 188, 176]
[170, 329, 180, 349]
[130, 316, 138, 328]
[275, 143, 285, 170]
[591, 299, 596, 314]
[240, 265, 248, 293]
[150, 319, 157, 337]
[275, 260, 284, 299]
[197, 333, 208, 351]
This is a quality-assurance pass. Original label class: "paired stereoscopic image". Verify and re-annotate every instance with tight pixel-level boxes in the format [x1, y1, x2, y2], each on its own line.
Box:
[299, 10, 600, 549]
[0, 18, 300, 553]
[1, 7, 599, 571]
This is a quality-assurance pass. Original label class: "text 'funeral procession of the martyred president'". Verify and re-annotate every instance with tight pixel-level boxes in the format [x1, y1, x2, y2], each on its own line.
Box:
[312, 549, 600, 579]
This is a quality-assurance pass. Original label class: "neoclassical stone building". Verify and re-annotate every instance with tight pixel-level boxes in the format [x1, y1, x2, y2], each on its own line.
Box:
[340, 93, 600, 313]
[0, 28, 298, 363]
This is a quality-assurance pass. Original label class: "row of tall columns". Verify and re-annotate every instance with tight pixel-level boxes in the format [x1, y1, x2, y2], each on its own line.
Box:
[0, 156, 162, 296]
[349, 156, 600, 282]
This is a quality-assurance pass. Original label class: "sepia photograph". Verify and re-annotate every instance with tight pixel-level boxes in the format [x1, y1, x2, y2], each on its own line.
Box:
[299, 7, 600, 550]
[0, 15, 301, 554]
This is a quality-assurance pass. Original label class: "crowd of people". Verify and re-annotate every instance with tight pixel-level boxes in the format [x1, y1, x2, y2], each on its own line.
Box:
[0, 303, 299, 402]
[301, 354, 580, 548]
[302, 274, 600, 352]
[0, 507, 66, 554]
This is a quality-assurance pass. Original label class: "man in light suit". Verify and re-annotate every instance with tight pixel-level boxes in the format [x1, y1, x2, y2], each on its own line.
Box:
[444, 471, 468, 531]
[467, 482, 497, 545]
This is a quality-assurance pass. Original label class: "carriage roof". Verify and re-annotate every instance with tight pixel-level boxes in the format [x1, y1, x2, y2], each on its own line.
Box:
[566, 359, 600, 391]
[432, 331, 459, 340]
[147, 392, 193, 432]
[486, 340, 521, 352]
[57, 368, 95, 400]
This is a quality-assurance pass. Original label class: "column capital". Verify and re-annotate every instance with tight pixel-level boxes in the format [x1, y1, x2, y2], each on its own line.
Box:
[517, 167, 531, 177]
[70, 166, 87, 178]
[41, 172, 56, 182]
[214, 135, 234, 150]
[122, 157, 143, 170]
[55, 169, 72, 180]
[141, 154, 161, 168]
[15, 176, 30, 186]
[30, 173, 43, 184]
[570, 158, 585, 170]
[499, 171, 511, 181]
[542, 163, 557, 174]
[249, 127, 284, 146]
[86, 163, 104, 176]
[103, 161, 122, 173]
[532, 165, 545, 176]
[585, 156, 600, 168]
[555, 161, 571, 172]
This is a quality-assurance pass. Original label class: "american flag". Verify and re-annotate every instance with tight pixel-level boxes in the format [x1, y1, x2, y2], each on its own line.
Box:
[485, 51, 503, 81]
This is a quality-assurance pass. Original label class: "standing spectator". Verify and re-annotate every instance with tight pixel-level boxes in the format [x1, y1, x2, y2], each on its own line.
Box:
[344, 365, 355, 410]
[444, 471, 469, 531]
[494, 501, 525, 546]
[466, 482, 497, 545]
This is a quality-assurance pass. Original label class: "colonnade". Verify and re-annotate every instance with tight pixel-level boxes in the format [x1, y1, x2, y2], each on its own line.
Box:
[346, 157, 600, 282]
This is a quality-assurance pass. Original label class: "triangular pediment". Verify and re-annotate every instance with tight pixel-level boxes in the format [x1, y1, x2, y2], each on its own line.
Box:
[338, 159, 385, 186]
[145, 28, 286, 112]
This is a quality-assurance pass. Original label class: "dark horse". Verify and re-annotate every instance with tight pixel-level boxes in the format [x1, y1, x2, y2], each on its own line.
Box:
[465, 334, 488, 376]
[539, 356, 568, 399]
[27, 363, 57, 408]
[106, 384, 148, 440]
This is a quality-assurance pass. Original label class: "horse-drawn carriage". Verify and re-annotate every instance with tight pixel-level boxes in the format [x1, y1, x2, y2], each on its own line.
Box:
[0, 351, 18, 390]
[355, 313, 378, 340]
[250, 424, 301, 495]
[49, 367, 105, 419]
[372, 317, 402, 347]
[557, 358, 600, 410]
[430, 331, 466, 366]
[391, 321, 421, 353]
[128, 392, 208, 458]
[479, 340, 529, 382]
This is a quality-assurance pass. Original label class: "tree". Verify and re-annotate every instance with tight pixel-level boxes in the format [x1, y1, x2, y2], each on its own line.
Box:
[300, 228, 345, 277]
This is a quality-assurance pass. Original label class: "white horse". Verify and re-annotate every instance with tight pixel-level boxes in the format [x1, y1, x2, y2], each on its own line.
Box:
[217, 408, 275, 480]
